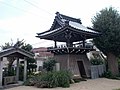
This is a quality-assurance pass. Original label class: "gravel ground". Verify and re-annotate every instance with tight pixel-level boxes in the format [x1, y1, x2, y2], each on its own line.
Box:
[5, 78, 120, 90]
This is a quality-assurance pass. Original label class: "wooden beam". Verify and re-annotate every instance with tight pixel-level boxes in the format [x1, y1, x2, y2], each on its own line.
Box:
[0, 58, 3, 87]
[67, 47, 69, 53]
[24, 58, 27, 82]
[70, 49, 74, 53]
[76, 49, 80, 53]
[16, 58, 19, 82]
[81, 50, 85, 53]
[54, 41, 57, 48]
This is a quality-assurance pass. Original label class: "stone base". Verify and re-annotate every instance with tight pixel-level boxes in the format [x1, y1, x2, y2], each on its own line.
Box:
[3, 81, 23, 89]
[54, 54, 91, 78]
[0, 86, 3, 89]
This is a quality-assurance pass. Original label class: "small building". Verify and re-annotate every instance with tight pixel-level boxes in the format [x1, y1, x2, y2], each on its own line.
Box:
[0, 47, 34, 88]
[36, 12, 100, 78]
[32, 47, 53, 71]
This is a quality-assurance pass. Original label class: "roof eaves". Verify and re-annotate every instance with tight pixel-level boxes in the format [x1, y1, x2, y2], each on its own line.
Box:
[49, 18, 57, 31]
[68, 21, 99, 34]
[37, 26, 64, 37]
[0, 47, 34, 59]
[67, 25, 100, 36]
[16, 49, 34, 59]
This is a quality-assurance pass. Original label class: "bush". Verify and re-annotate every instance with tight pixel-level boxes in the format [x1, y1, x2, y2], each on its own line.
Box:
[55, 70, 71, 87]
[43, 58, 57, 72]
[73, 78, 87, 83]
[118, 58, 120, 72]
[23, 77, 38, 86]
[24, 70, 72, 88]
[39, 72, 58, 88]
[90, 58, 103, 65]
[102, 71, 113, 78]
[35, 81, 50, 88]
[115, 88, 120, 90]
[23, 79, 32, 86]
[102, 71, 120, 80]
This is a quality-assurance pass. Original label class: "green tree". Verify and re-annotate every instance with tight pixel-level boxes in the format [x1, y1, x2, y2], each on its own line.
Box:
[43, 58, 56, 72]
[92, 7, 120, 75]
[0, 42, 13, 50]
[21, 44, 32, 52]
[21, 43, 37, 74]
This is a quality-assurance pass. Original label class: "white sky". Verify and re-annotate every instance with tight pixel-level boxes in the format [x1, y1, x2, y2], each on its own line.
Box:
[0, 0, 120, 48]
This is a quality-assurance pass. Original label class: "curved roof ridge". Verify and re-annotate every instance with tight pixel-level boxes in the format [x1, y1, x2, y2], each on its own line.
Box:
[56, 12, 82, 24]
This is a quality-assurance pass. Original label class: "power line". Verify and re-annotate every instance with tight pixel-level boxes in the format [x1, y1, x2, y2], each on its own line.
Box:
[0, 1, 53, 22]
[31, 41, 46, 45]
[0, 1, 36, 16]
[0, 1, 55, 47]
[23, 0, 54, 17]
[31, 40, 54, 45]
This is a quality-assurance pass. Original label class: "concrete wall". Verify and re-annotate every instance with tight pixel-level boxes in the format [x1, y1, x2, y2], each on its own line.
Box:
[36, 60, 43, 71]
[54, 54, 91, 78]
[54, 55, 68, 70]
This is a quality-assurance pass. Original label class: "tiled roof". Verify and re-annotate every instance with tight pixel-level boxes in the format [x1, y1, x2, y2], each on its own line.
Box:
[36, 12, 101, 42]
[56, 12, 82, 24]
[0, 47, 34, 59]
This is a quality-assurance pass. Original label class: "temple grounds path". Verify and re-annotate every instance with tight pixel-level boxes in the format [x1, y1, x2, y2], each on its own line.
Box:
[5, 78, 120, 90]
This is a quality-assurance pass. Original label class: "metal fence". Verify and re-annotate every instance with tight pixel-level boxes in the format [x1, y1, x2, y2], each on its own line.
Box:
[91, 64, 106, 79]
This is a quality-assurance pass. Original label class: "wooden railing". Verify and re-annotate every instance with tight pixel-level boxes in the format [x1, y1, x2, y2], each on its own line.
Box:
[48, 43, 93, 49]
[3, 76, 17, 85]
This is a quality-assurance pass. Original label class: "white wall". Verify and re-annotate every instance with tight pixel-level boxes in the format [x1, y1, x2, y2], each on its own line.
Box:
[36, 60, 43, 71]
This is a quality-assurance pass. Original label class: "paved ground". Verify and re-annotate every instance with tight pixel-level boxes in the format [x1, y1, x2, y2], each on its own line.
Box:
[5, 78, 120, 90]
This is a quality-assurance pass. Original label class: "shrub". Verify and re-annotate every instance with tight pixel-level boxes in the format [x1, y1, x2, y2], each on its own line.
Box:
[55, 70, 71, 87]
[24, 70, 72, 88]
[100, 68, 120, 81]
[102, 70, 113, 78]
[43, 58, 57, 72]
[39, 72, 58, 88]
[35, 81, 50, 88]
[90, 58, 104, 65]
[23, 77, 38, 86]
[73, 78, 87, 83]
[114, 88, 120, 90]
[118, 58, 120, 72]
[102, 71, 120, 80]
[23, 79, 32, 86]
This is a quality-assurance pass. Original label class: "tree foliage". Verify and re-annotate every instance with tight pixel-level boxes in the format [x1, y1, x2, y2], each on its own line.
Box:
[92, 7, 120, 56]
[0, 42, 13, 50]
[21, 44, 33, 52]
[20, 43, 37, 74]
[43, 58, 57, 72]
[92, 7, 120, 75]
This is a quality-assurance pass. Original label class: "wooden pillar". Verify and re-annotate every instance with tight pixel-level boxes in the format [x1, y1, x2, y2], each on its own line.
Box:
[66, 40, 70, 47]
[67, 54, 70, 70]
[54, 41, 57, 48]
[56, 63, 60, 71]
[16, 58, 19, 82]
[83, 40, 85, 47]
[65, 30, 71, 47]
[0, 58, 3, 88]
[24, 58, 27, 82]
[82, 35, 86, 48]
